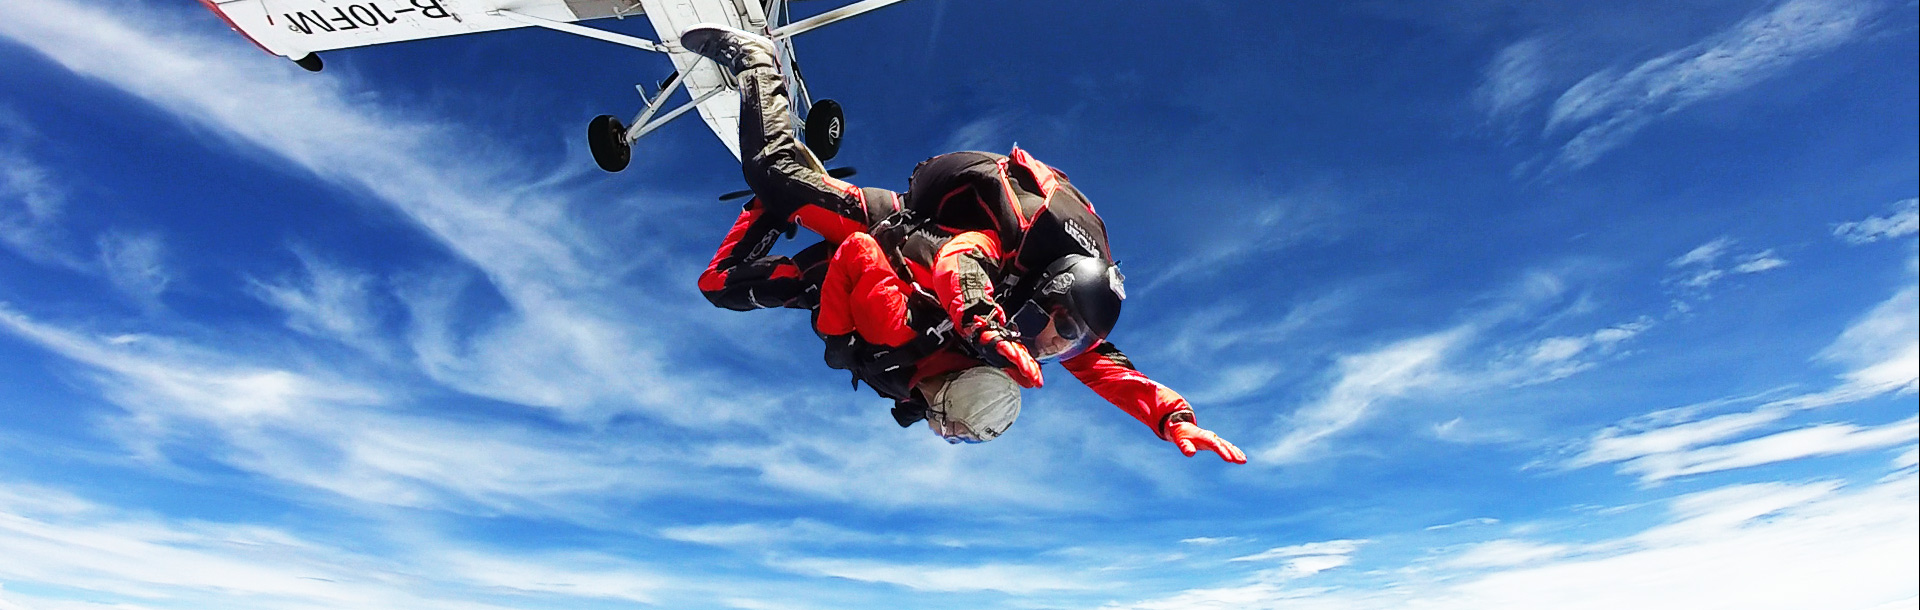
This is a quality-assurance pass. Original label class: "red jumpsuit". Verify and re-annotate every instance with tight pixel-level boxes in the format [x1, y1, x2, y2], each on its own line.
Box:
[693, 31, 1197, 439]
[699, 148, 1199, 440]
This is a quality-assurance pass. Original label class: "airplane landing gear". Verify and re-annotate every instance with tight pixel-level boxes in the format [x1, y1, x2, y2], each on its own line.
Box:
[805, 99, 843, 162]
[588, 114, 632, 172]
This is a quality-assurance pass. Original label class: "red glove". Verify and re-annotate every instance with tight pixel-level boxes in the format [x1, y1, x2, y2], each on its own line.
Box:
[1167, 421, 1246, 464]
[978, 326, 1044, 388]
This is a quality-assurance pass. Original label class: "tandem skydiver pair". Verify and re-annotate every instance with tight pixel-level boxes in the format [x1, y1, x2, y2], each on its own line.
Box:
[686, 24, 1244, 463]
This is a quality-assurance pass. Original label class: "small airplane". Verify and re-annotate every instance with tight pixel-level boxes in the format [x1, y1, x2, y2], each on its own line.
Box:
[197, 0, 911, 171]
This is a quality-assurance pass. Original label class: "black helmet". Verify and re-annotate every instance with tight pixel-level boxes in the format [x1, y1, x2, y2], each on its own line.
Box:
[1009, 255, 1125, 362]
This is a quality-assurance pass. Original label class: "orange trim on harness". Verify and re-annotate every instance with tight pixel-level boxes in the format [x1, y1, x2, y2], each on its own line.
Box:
[994, 158, 1036, 232]
[1009, 146, 1059, 199]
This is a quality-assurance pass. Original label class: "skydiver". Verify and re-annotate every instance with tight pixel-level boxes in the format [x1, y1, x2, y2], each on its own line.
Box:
[684, 24, 1244, 463]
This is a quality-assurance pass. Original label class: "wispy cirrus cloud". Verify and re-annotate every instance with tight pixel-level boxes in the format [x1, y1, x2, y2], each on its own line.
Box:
[1179, 536, 1245, 546]
[1260, 327, 1467, 463]
[1440, 538, 1572, 569]
[1225, 539, 1368, 580]
[248, 248, 384, 353]
[1474, 0, 1885, 174]
[1834, 198, 1920, 245]
[96, 230, 172, 304]
[0, 478, 671, 610]
[1570, 283, 1918, 484]
[1257, 270, 1655, 463]
[769, 556, 1101, 594]
[1665, 236, 1787, 294]
[1132, 179, 1347, 297]
[660, 518, 904, 548]
[1542, 0, 1879, 171]
[0, 138, 83, 269]
[0, 292, 1105, 539]
[0, 0, 765, 425]
[1109, 473, 1917, 610]
[1507, 316, 1654, 385]
[941, 113, 1014, 152]
[2, 133, 177, 303]
[0, 305, 693, 517]
[1614, 417, 1916, 482]
[1473, 36, 1556, 128]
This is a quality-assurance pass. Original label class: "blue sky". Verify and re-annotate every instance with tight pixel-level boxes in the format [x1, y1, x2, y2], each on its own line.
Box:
[0, 0, 1915, 608]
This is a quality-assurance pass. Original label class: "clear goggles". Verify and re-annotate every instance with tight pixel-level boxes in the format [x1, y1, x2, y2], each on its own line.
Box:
[1010, 300, 1098, 362]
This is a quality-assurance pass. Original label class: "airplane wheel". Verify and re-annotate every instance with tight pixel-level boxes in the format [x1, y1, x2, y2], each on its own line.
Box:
[293, 53, 323, 72]
[588, 114, 631, 173]
[805, 99, 844, 162]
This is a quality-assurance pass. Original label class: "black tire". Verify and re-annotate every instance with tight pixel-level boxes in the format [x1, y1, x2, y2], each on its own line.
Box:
[804, 99, 844, 162]
[587, 115, 631, 173]
[293, 53, 323, 72]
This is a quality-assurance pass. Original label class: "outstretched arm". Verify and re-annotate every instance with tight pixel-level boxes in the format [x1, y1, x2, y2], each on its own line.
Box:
[1061, 342, 1246, 463]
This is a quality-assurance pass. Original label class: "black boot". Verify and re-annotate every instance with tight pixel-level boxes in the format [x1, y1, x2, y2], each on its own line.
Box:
[679, 24, 776, 74]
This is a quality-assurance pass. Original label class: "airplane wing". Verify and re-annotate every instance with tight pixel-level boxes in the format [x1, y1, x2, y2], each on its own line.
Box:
[204, 0, 903, 163]
[198, 0, 645, 60]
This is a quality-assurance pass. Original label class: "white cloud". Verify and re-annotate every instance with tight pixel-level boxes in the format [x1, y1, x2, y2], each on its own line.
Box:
[1109, 474, 1918, 610]
[720, 598, 828, 610]
[1179, 536, 1243, 546]
[1544, 0, 1878, 171]
[1221, 539, 1367, 582]
[660, 519, 898, 548]
[1573, 410, 1790, 468]
[3, 263, 1098, 517]
[1255, 269, 1660, 462]
[1834, 198, 1920, 244]
[1817, 285, 1919, 394]
[1573, 283, 1918, 482]
[0, 142, 86, 269]
[1526, 336, 1590, 364]
[0, 306, 682, 516]
[1441, 539, 1572, 569]
[1511, 317, 1654, 384]
[942, 114, 1013, 152]
[0, 0, 752, 424]
[698, 412, 1084, 510]
[1730, 249, 1787, 274]
[1, 133, 185, 307]
[1669, 237, 1734, 268]
[1894, 446, 1918, 470]
[249, 249, 381, 350]
[1475, 37, 1554, 122]
[769, 556, 1098, 594]
[1259, 328, 1466, 463]
[1666, 237, 1787, 290]
[1101, 582, 1317, 610]
[96, 231, 172, 304]
[0, 479, 669, 610]
[1619, 417, 1918, 483]
[1264, 553, 1352, 579]
[1132, 180, 1348, 297]
[1229, 539, 1367, 563]
[1425, 517, 1500, 531]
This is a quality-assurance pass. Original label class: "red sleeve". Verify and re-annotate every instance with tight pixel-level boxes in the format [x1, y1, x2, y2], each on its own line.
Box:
[926, 230, 1005, 331]
[1061, 342, 1195, 440]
